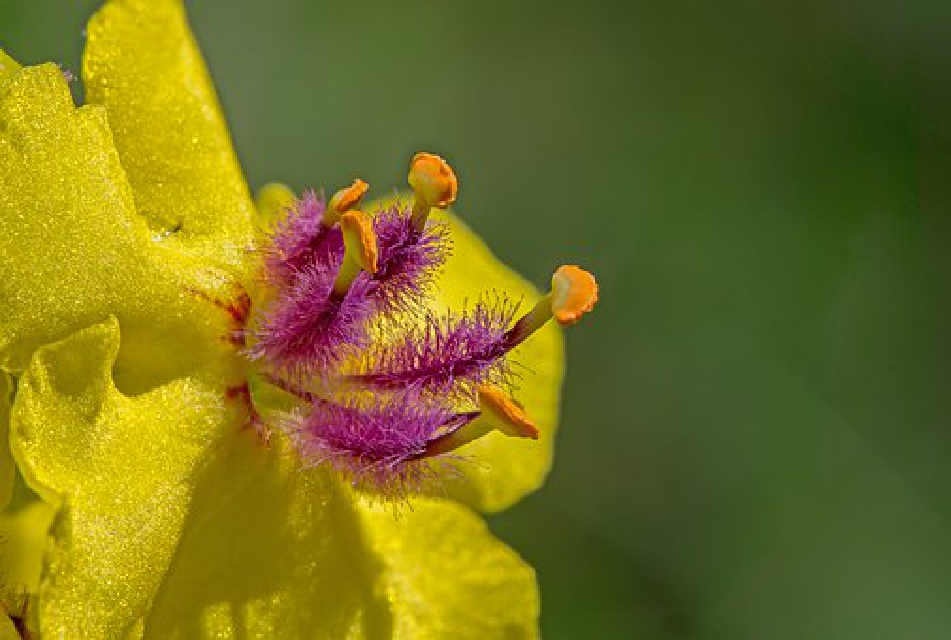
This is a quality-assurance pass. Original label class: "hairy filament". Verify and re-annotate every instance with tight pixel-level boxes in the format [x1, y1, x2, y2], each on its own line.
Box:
[368, 202, 451, 314]
[346, 297, 519, 393]
[284, 392, 458, 493]
[250, 263, 375, 375]
[263, 191, 343, 283]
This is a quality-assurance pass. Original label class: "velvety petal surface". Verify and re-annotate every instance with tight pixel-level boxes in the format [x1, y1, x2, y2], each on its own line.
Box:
[83, 0, 254, 270]
[0, 49, 19, 91]
[428, 208, 565, 513]
[142, 434, 391, 640]
[254, 182, 297, 233]
[0, 374, 12, 510]
[0, 500, 55, 629]
[0, 58, 238, 390]
[0, 617, 17, 640]
[143, 431, 539, 639]
[359, 498, 541, 639]
[9, 318, 241, 639]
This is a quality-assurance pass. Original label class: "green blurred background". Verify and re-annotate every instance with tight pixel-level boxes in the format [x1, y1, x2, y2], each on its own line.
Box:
[3, 0, 950, 637]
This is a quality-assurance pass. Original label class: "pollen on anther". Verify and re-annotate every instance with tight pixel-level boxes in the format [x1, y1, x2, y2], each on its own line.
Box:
[478, 385, 539, 439]
[328, 179, 370, 216]
[341, 211, 379, 274]
[551, 265, 599, 326]
[409, 152, 458, 209]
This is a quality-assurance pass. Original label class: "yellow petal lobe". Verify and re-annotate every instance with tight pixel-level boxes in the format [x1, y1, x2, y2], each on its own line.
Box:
[0, 500, 56, 633]
[83, 0, 254, 269]
[254, 182, 296, 232]
[0, 616, 18, 640]
[142, 435, 390, 639]
[10, 318, 239, 638]
[359, 498, 540, 639]
[0, 61, 236, 389]
[0, 49, 20, 93]
[0, 374, 13, 510]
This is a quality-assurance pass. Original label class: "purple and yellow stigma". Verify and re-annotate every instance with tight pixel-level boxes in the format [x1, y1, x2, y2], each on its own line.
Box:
[220, 152, 599, 496]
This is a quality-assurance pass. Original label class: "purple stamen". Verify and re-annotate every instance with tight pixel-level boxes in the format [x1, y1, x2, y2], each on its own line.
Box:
[263, 191, 343, 283]
[253, 201, 453, 378]
[244, 166, 550, 495]
[347, 298, 519, 393]
[286, 392, 459, 492]
[250, 263, 375, 375]
[368, 202, 451, 314]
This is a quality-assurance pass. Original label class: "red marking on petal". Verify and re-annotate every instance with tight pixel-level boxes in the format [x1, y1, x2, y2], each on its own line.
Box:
[187, 283, 253, 347]
[226, 383, 271, 445]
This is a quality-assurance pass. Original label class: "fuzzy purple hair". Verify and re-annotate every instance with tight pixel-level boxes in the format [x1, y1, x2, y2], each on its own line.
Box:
[262, 191, 344, 283]
[369, 203, 451, 314]
[250, 185, 533, 495]
[250, 264, 376, 375]
[348, 297, 520, 394]
[286, 393, 459, 492]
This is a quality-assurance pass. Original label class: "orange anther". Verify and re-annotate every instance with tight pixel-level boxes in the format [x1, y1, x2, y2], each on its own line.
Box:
[550, 265, 598, 326]
[409, 152, 458, 209]
[329, 178, 370, 215]
[340, 211, 379, 274]
[477, 385, 539, 439]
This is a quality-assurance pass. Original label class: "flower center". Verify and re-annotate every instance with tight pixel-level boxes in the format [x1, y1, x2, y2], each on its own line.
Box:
[208, 153, 597, 494]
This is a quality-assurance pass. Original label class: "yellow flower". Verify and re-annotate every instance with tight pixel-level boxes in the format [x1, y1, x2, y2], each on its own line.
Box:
[0, 0, 596, 637]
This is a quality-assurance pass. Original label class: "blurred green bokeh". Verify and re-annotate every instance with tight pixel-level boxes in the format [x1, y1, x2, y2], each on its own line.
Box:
[3, 0, 950, 637]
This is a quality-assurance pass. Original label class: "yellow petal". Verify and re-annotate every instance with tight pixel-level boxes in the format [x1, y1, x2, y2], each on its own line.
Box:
[429, 208, 565, 513]
[83, 0, 254, 270]
[0, 501, 55, 615]
[10, 318, 241, 638]
[0, 49, 20, 93]
[254, 182, 297, 233]
[0, 616, 18, 640]
[9, 318, 538, 638]
[144, 436, 538, 639]
[0, 373, 12, 510]
[359, 498, 540, 640]
[0, 61, 237, 390]
[143, 434, 391, 639]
